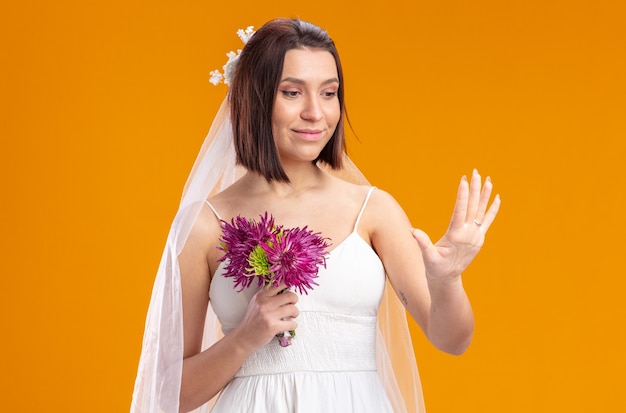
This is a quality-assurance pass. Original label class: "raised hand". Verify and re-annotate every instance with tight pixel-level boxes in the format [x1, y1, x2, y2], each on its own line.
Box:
[412, 169, 501, 281]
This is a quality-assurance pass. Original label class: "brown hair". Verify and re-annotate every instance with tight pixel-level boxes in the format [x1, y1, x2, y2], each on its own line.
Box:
[230, 18, 346, 182]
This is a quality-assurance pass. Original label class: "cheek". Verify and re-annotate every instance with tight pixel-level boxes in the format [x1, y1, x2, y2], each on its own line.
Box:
[272, 102, 296, 126]
[332, 108, 341, 126]
[328, 103, 341, 126]
[271, 106, 287, 131]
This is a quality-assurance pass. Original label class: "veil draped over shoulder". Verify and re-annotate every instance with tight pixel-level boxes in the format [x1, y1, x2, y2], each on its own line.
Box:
[130, 97, 426, 412]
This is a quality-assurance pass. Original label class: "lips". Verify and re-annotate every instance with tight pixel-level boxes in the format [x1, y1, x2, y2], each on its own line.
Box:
[294, 129, 324, 141]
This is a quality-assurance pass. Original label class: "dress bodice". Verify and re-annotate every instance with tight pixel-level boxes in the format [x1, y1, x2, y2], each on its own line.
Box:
[209, 230, 385, 328]
[206, 187, 386, 376]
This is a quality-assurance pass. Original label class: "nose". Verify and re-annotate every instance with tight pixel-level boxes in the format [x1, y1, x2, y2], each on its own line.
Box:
[300, 94, 323, 122]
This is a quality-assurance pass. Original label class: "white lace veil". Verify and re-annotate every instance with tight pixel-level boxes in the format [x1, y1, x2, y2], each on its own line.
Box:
[131, 23, 425, 413]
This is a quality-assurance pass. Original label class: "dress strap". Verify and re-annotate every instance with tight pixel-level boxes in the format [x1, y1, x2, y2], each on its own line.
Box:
[353, 186, 376, 232]
[204, 200, 222, 221]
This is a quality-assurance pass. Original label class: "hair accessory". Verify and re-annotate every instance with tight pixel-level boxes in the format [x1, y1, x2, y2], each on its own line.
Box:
[209, 26, 255, 86]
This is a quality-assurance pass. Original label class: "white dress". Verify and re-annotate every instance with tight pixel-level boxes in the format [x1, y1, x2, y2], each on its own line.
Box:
[207, 187, 393, 412]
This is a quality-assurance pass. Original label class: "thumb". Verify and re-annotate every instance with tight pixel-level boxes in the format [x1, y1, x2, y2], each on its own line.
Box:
[260, 283, 288, 296]
[411, 228, 433, 252]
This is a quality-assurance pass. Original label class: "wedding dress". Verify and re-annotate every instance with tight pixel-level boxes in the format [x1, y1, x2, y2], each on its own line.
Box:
[207, 187, 393, 412]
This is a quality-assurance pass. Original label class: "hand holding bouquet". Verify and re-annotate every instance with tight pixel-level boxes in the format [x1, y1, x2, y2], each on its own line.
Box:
[218, 213, 330, 346]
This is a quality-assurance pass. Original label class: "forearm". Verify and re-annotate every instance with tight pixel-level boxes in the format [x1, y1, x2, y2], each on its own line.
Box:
[179, 329, 251, 412]
[424, 275, 474, 355]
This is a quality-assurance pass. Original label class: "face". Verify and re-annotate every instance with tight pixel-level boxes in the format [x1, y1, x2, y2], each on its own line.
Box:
[271, 48, 340, 166]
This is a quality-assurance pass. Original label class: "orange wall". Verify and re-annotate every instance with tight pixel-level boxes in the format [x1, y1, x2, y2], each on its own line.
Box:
[1, 1, 625, 411]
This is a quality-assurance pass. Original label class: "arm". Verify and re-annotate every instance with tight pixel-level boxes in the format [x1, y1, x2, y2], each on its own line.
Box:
[177, 206, 300, 412]
[369, 169, 500, 355]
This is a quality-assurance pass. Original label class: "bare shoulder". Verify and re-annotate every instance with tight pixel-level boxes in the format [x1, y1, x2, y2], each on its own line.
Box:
[320, 176, 377, 220]
[181, 201, 223, 268]
[206, 178, 244, 207]
[324, 173, 371, 199]
[204, 178, 249, 220]
[367, 187, 408, 220]
[360, 187, 413, 240]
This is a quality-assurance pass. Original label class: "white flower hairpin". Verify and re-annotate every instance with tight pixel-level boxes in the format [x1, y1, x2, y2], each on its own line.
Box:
[209, 26, 255, 86]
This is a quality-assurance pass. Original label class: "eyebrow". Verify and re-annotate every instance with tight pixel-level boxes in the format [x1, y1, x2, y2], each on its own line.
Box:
[279, 77, 339, 86]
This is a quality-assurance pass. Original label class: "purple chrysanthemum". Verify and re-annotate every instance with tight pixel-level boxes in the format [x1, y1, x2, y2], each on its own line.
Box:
[218, 213, 279, 291]
[217, 213, 330, 347]
[261, 226, 330, 295]
[217, 213, 330, 295]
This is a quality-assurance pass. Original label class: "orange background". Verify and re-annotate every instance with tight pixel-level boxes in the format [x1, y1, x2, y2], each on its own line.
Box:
[1, 0, 625, 411]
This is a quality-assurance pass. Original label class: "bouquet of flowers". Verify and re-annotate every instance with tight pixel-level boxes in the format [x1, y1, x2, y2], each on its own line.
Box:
[218, 212, 331, 346]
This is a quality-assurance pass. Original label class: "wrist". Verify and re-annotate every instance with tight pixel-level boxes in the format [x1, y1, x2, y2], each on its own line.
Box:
[226, 326, 259, 357]
[426, 271, 463, 287]
[426, 273, 466, 302]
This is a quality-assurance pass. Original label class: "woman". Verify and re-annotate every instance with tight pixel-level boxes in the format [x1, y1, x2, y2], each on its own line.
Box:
[132, 18, 500, 413]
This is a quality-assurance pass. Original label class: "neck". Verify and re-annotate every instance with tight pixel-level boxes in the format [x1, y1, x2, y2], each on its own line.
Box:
[245, 162, 326, 197]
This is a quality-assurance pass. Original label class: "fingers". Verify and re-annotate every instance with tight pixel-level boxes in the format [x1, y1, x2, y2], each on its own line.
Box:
[412, 228, 433, 252]
[261, 283, 293, 297]
[475, 176, 493, 222]
[477, 193, 501, 231]
[236, 285, 300, 350]
[471, 173, 499, 231]
[257, 285, 298, 310]
[412, 228, 441, 268]
[465, 169, 482, 224]
[450, 169, 499, 230]
[449, 175, 469, 230]
[255, 286, 299, 326]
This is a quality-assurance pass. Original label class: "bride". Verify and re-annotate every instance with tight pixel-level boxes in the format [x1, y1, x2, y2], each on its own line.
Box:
[132, 18, 500, 413]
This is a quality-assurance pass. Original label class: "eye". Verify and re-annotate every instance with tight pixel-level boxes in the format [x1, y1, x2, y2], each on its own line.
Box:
[280, 90, 300, 98]
[322, 91, 338, 98]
